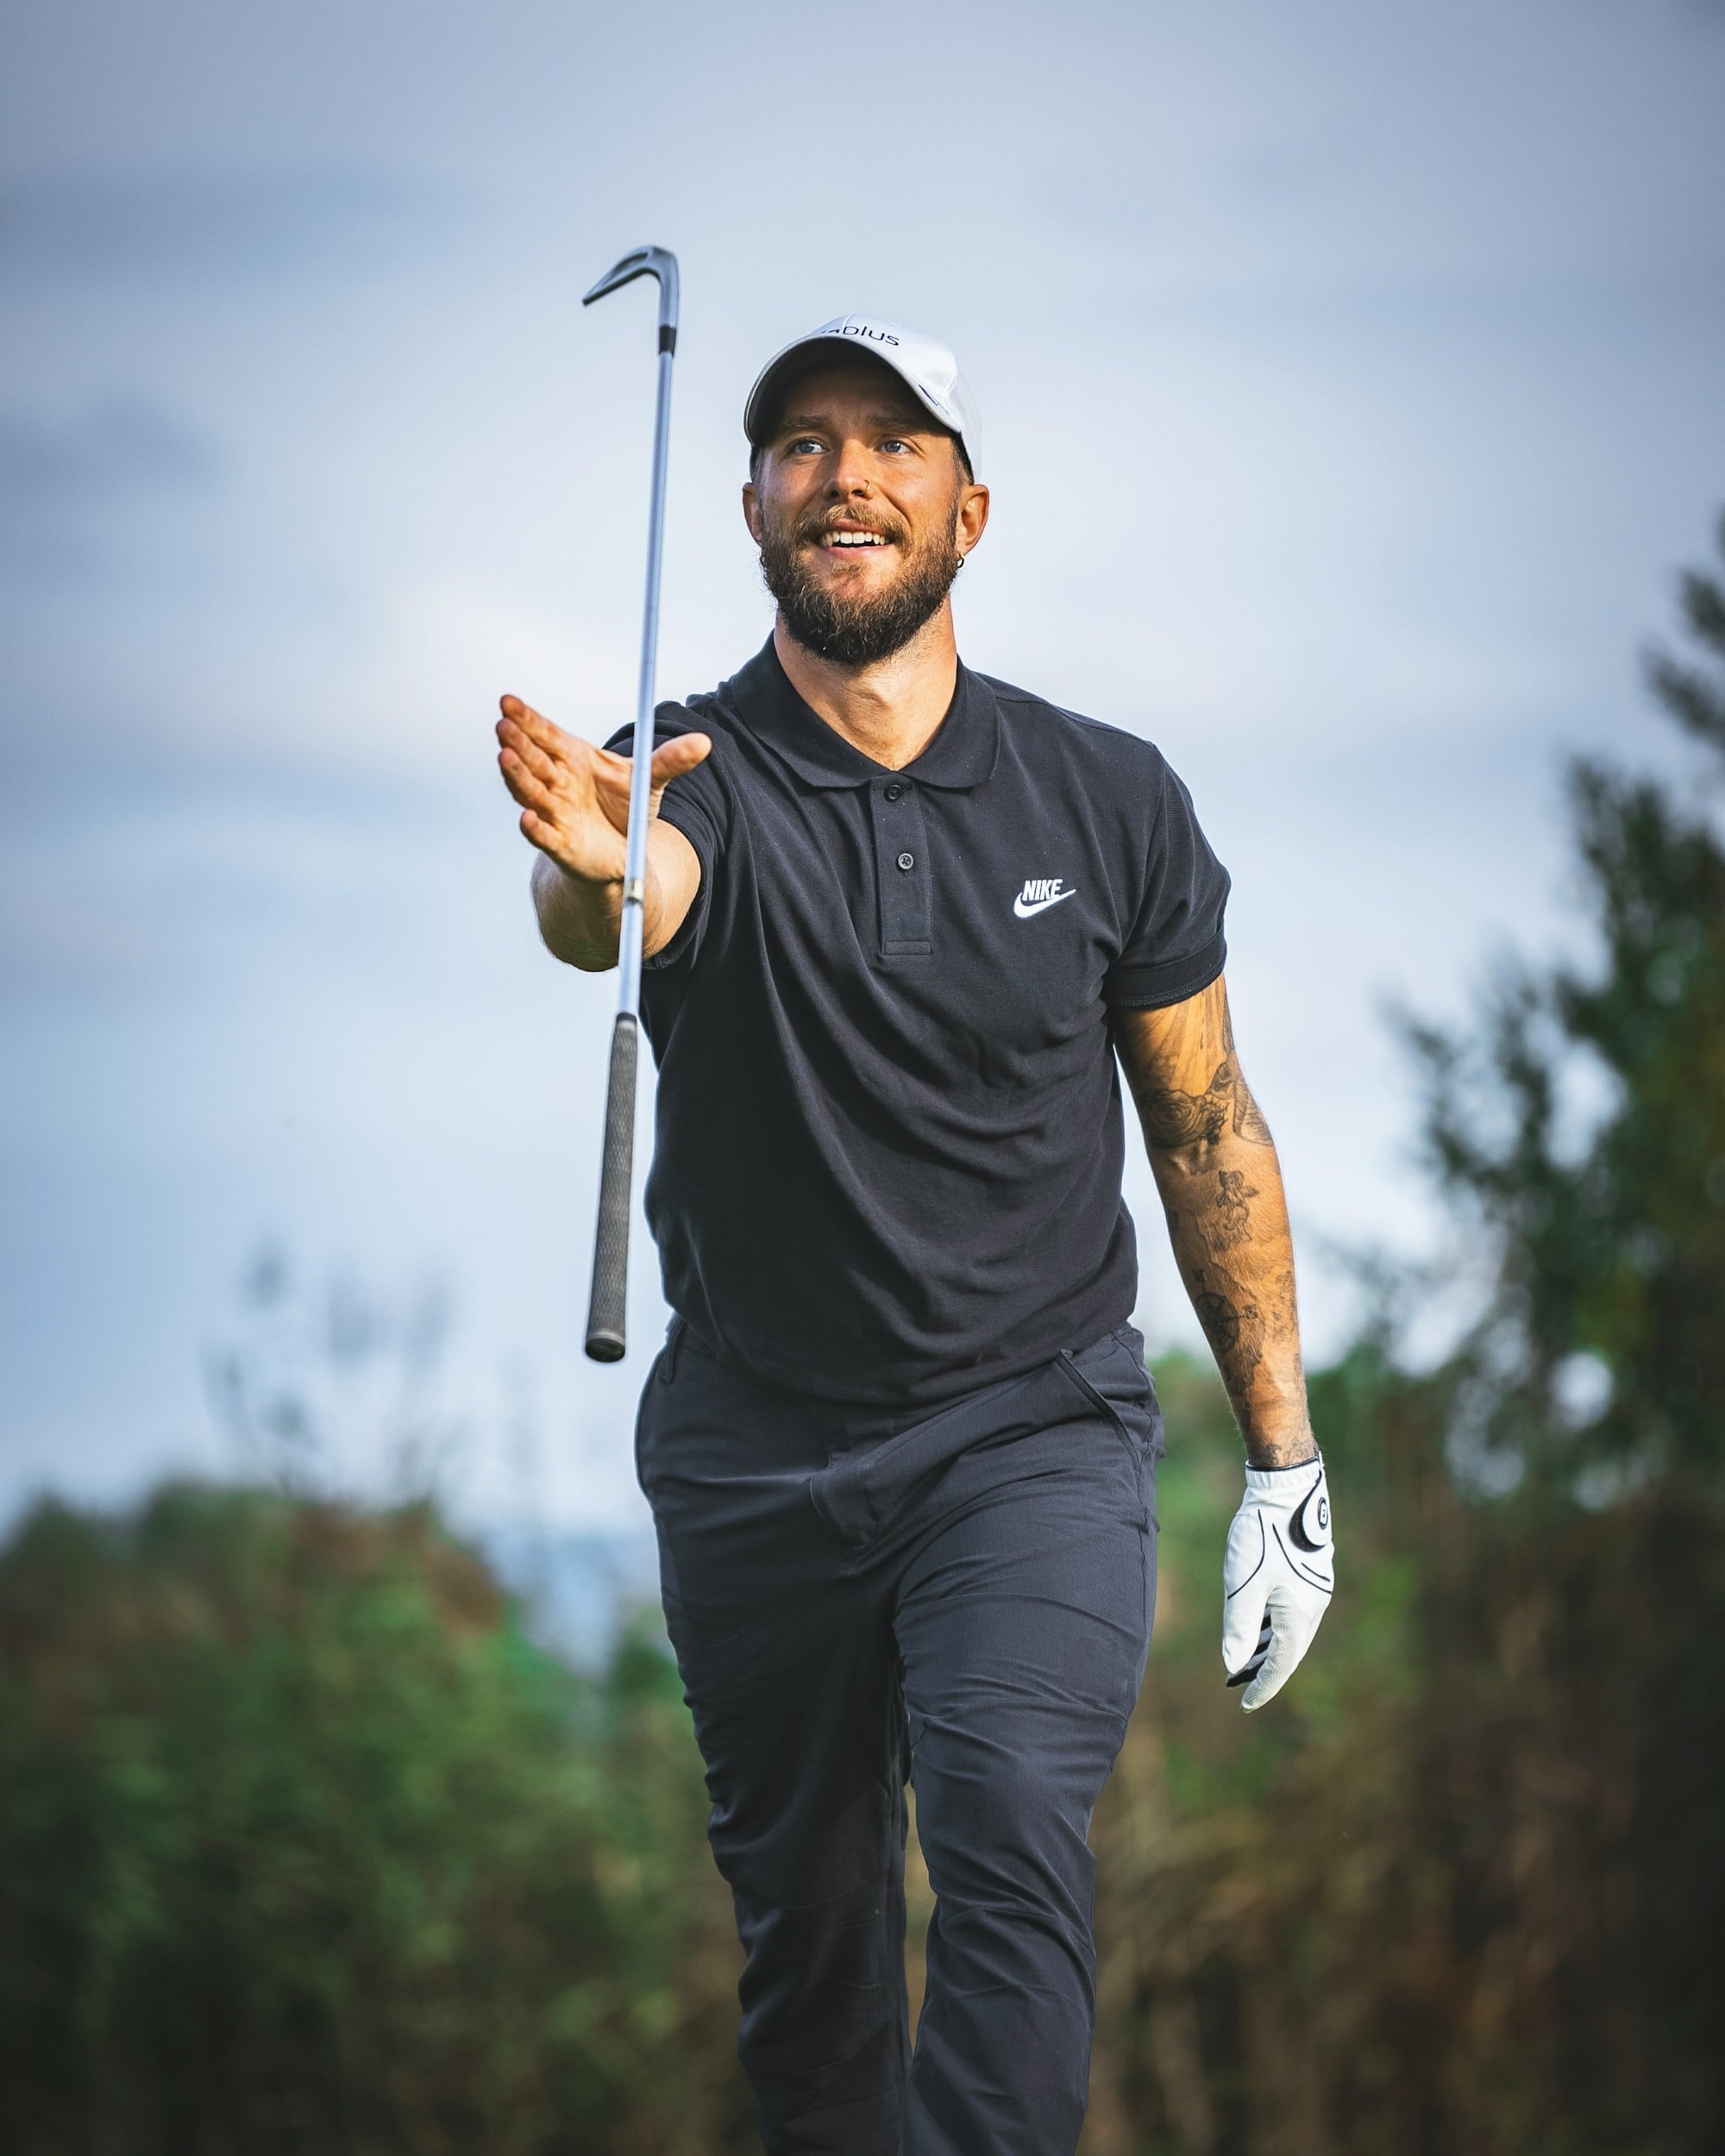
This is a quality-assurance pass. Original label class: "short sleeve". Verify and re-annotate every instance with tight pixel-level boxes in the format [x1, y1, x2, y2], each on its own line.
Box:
[604, 700, 729, 972]
[1103, 755, 1231, 1008]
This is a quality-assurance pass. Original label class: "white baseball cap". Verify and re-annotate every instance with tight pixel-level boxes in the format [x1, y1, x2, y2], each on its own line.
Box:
[744, 314, 981, 475]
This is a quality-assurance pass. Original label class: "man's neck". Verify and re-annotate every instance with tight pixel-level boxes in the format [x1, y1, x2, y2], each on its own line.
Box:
[774, 605, 959, 772]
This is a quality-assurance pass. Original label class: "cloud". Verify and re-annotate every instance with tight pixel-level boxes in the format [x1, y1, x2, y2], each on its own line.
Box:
[0, 398, 216, 498]
[0, 167, 449, 284]
[0, 396, 219, 588]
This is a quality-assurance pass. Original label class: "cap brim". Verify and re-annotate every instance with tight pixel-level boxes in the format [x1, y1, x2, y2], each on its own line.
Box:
[743, 335, 963, 451]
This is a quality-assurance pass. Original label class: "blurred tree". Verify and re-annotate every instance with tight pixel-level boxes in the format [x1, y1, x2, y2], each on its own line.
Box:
[1080, 512, 1725, 2153]
[1407, 510, 1725, 1492]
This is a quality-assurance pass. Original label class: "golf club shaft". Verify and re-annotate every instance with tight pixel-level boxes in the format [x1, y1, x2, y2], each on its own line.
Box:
[616, 338, 674, 1023]
[584, 250, 678, 1362]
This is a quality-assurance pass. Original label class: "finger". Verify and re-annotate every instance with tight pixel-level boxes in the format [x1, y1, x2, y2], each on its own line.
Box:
[498, 694, 574, 761]
[1226, 1611, 1273, 1689]
[498, 755, 559, 819]
[1239, 1595, 1327, 1713]
[589, 734, 711, 811]
[589, 742, 637, 787]
[649, 732, 712, 786]
[498, 693, 545, 733]
[518, 807, 568, 859]
[1221, 1557, 1270, 1677]
[498, 728, 565, 791]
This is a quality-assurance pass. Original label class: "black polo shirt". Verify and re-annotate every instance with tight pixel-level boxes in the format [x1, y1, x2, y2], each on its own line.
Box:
[613, 639, 1229, 1407]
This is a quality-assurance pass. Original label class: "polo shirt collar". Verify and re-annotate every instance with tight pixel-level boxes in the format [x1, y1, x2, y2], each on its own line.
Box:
[717, 638, 998, 791]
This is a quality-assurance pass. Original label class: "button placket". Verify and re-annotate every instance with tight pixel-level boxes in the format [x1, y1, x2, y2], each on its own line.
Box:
[869, 780, 932, 959]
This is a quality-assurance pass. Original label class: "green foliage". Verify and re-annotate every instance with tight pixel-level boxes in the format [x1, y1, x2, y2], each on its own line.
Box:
[1402, 510, 1725, 1485]
[1077, 516, 1725, 2153]
[0, 1484, 747, 2156]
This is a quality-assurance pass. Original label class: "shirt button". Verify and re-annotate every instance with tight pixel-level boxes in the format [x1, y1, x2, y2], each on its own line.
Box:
[884, 781, 905, 800]
[896, 851, 915, 872]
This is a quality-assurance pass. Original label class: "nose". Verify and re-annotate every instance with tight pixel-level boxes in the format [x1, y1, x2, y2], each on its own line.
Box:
[824, 434, 875, 498]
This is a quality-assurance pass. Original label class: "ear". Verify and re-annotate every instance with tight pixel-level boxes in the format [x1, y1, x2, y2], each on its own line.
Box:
[742, 479, 764, 545]
[956, 478, 990, 559]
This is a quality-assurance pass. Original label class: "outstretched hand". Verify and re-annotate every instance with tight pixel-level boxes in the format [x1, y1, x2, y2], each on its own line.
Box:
[496, 694, 711, 971]
[495, 695, 711, 888]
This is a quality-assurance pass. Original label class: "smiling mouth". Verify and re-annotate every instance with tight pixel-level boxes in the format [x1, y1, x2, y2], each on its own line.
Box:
[811, 525, 894, 550]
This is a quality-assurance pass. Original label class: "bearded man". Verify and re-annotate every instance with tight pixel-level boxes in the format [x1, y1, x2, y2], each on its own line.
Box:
[494, 317, 1333, 2156]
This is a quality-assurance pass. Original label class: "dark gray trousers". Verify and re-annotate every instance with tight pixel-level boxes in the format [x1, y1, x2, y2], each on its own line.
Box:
[636, 1319, 1161, 2156]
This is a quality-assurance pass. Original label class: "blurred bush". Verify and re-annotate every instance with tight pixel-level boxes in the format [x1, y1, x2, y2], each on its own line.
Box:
[0, 1488, 748, 2155]
[3, 517, 1722, 2153]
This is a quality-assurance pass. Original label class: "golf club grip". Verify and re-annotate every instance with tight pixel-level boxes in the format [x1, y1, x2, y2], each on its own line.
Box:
[584, 1012, 638, 1363]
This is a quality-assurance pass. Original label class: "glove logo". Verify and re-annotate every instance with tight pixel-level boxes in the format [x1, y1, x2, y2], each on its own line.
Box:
[1289, 1482, 1333, 1553]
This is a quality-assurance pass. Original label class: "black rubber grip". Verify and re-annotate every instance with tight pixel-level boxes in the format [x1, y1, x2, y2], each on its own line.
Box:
[659, 323, 677, 354]
[584, 1012, 638, 1363]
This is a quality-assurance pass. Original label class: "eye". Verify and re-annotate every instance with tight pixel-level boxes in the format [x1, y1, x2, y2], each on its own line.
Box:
[786, 436, 825, 456]
[879, 437, 913, 455]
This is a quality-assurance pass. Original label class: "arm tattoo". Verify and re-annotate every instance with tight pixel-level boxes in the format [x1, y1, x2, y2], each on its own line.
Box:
[1137, 1058, 1232, 1151]
[1211, 1168, 1258, 1252]
[1233, 1087, 1275, 1144]
[1192, 1275, 1266, 1411]
[1216, 1000, 1276, 1146]
[1131, 1051, 1272, 1158]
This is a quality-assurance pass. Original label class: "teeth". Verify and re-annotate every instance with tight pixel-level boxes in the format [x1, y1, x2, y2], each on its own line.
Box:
[829, 532, 885, 546]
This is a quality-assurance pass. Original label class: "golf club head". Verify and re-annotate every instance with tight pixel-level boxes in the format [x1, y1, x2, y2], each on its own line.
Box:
[582, 245, 680, 342]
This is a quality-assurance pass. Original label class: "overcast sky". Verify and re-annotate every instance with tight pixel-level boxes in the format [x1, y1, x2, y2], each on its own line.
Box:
[3, 0, 1723, 1533]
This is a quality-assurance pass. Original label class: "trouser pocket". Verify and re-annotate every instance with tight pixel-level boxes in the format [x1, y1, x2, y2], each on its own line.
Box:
[635, 1318, 687, 1495]
[1057, 1324, 1162, 1464]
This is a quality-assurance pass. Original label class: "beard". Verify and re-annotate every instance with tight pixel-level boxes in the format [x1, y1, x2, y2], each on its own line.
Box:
[758, 499, 963, 667]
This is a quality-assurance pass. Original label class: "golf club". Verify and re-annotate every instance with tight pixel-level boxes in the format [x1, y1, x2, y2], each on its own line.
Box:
[580, 244, 680, 1363]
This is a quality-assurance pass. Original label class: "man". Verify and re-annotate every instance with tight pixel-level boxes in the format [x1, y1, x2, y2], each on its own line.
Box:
[495, 315, 1333, 2156]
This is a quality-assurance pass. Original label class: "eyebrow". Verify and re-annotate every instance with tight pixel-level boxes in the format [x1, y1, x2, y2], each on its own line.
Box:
[775, 407, 932, 438]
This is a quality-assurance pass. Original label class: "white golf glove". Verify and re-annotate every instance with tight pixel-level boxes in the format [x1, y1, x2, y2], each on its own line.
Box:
[1222, 1455, 1333, 1711]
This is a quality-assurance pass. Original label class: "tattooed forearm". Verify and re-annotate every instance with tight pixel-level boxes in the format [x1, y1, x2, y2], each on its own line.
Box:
[1191, 1273, 1273, 1439]
[1212, 1167, 1258, 1251]
[1174, 1199, 1309, 1463]
[1134, 1058, 1274, 1159]
[1182, 1257, 1304, 1453]
[1137, 1059, 1233, 1150]
[1192, 1281, 1261, 1381]
[1113, 977, 1314, 1470]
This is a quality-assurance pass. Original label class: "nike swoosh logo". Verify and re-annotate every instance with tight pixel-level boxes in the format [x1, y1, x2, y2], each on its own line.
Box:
[1013, 888, 1078, 918]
